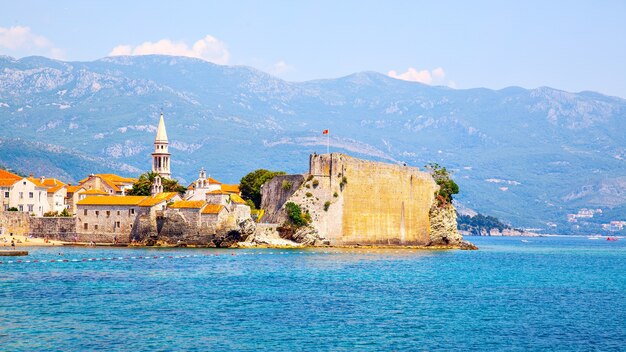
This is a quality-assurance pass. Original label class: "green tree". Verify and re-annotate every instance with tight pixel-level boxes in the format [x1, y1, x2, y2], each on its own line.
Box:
[126, 172, 187, 196]
[285, 202, 308, 227]
[425, 163, 459, 206]
[239, 169, 285, 209]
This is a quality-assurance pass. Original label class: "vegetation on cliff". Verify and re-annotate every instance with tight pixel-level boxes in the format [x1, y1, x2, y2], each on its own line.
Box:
[126, 172, 187, 196]
[240, 169, 285, 209]
[425, 163, 459, 206]
[284, 202, 310, 227]
[457, 212, 511, 234]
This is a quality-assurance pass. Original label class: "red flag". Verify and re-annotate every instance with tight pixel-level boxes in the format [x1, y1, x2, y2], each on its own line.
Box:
[322, 129, 329, 135]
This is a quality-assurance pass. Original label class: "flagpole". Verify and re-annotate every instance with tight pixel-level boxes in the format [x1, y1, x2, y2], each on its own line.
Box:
[327, 131, 329, 154]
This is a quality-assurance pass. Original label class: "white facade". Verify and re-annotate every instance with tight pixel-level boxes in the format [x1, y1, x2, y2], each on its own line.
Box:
[1, 186, 11, 211]
[7, 178, 49, 216]
[48, 188, 67, 213]
[185, 168, 221, 200]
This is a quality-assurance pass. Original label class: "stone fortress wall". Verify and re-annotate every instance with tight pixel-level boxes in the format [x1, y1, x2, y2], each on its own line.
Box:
[314, 153, 438, 245]
[0, 212, 76, 241]
[262, 153, 462, 246]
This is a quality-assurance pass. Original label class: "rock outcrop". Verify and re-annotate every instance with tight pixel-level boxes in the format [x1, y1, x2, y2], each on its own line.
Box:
[278, 226, 328, 246]
[240, 223, 304, 247]
[155, 211, 256, 247]
[428, 203, 463, 246]
[131, 214, 158, 243]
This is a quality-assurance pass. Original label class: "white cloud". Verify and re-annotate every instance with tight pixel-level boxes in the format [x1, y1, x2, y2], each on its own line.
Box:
[109, 35, 230, 64]
[388, 67, 454, 87]
[270, 60, 294, 75]
[0, 26, 64, 59]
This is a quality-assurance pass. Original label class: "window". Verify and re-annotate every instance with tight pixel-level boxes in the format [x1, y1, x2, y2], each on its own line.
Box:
[94, 225, 98, 230]
[4, 191, 8, 197]
[95, 210, 99, 216]
[106, 211, 111, 217]
[19, 192, 23, 199]
[18, 205, 23, 211]
[117, 211, 120, 216]
[130, 209, 135, 215]
[29, 192, 33, 198]
[84, 223, 88, 230]
[3, 205, 8, 211]
[84, 209, 88, 216]
[116, 221, 121, 228]
[28, 205, 33, 212]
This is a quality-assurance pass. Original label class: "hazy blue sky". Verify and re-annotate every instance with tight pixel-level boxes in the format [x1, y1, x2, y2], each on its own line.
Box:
[1, 1, 625, 97]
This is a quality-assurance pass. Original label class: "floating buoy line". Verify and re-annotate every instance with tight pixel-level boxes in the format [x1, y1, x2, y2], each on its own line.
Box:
[0, 251, 316, 265]
[0, 249, 419, 265]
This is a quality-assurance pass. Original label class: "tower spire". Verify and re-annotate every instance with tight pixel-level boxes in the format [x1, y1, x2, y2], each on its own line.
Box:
[151, 112, 171, 179]
[155, 112, 168, 143]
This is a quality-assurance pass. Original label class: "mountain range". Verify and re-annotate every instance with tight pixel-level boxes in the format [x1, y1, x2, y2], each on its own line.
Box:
[1, 54, 626, 234]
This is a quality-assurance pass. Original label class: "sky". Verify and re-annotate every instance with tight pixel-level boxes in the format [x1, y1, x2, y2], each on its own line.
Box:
[1, 0, 625, 97]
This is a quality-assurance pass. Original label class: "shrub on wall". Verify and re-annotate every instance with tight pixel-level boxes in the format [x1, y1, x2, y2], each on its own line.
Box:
[285, 202, 308, 227]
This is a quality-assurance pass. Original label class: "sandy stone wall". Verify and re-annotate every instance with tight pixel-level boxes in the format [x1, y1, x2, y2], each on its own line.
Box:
[76, 205, 144, 243]
[1, 212, 76, 240]
[29, 217, 76, 241]
[0, 212, 30, 236]
[311, 153, 438, 245]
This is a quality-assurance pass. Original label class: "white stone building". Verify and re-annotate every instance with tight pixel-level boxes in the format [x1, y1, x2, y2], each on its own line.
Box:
[7, 177, 49, 216]
[185, 168, 222, 200]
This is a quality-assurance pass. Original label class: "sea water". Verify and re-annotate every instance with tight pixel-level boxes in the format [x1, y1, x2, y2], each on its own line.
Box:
[0, 236, 624, 351]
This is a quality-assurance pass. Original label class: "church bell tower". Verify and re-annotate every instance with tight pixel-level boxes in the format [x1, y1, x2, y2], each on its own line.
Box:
[152, 113, 171, 179]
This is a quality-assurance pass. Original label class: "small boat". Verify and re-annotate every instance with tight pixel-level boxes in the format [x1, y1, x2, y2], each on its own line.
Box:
[521, 239, 530, 243]
[606, 237, 618, 241]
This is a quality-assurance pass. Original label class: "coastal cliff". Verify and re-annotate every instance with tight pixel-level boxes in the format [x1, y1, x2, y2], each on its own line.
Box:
[259, 153, 472, 248]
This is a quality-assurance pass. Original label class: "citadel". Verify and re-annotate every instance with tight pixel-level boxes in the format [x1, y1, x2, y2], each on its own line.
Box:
[0, 114, 465, 248]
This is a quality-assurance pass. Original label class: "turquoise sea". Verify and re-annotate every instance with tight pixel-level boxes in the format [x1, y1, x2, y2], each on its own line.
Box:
[1, 236, 625, 351]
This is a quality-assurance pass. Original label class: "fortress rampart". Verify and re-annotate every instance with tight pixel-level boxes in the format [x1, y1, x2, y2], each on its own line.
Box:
[261, 153, 462, 246]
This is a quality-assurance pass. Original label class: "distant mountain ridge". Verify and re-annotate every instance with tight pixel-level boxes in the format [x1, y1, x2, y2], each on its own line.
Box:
[1, 54, 626, 234]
